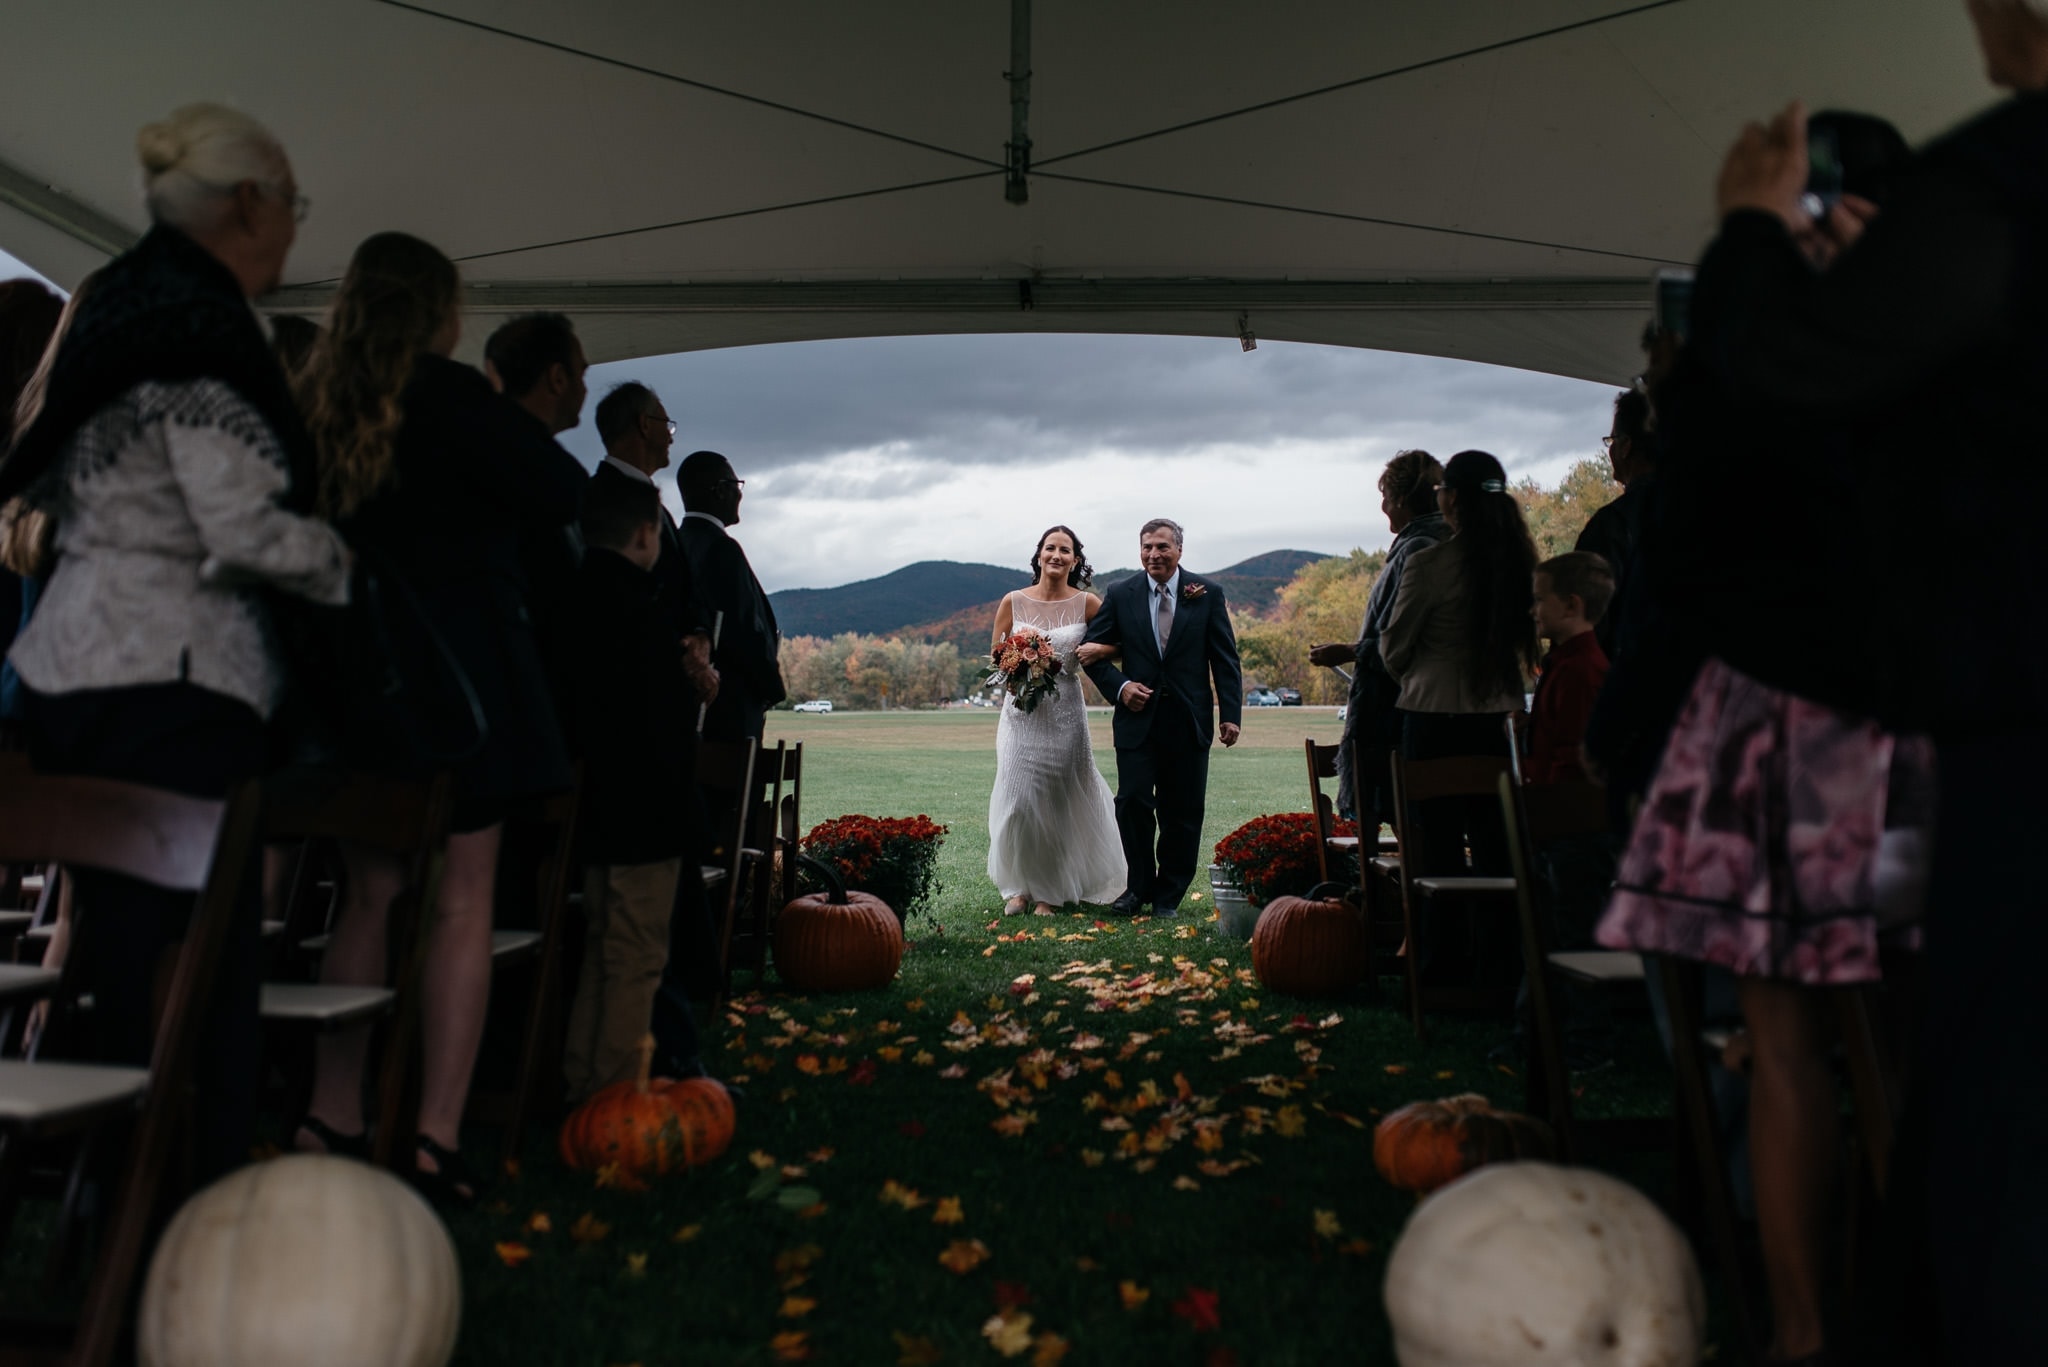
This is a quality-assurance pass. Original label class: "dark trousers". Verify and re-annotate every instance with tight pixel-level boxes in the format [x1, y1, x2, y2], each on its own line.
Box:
[1113, 707, 1210, 909]
[1398, 710, 1512, 876]
[1863, 731, 2048, 1364]
[27, 682, 266, 1182]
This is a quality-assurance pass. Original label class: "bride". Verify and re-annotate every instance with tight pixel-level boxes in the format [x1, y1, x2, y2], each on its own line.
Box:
[987, 526, 1127, 915]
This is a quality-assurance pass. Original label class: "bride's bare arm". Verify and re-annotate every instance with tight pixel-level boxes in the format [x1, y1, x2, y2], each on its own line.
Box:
[991, 592, 1014, 647]
[1074, 596, 1115, 665]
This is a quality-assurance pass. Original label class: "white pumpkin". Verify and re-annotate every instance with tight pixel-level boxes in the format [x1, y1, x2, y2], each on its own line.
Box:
[139, 1153, 460, 1367]
[1384, 1161, 1703, 1367]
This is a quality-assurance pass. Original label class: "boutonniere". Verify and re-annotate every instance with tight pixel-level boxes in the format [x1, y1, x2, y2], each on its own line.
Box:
[1181, 581, 1206, 602]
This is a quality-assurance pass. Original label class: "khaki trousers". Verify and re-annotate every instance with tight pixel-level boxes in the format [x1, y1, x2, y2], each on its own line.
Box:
[563, 858, 682, 1102]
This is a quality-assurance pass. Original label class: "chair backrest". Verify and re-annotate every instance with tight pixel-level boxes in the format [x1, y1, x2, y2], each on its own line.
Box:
[771, 741, 804, 905]
[1304, 739, 1342, 830]
[697, 738, 760, 866]
[0, 754, 230, 893]
[1497, 770, 1573, 1152]
[1503, 712, 1526, 788]
[1392, 753, 1513, 806]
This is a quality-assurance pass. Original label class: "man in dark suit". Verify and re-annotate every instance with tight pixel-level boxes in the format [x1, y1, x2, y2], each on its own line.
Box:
[677, 449, 785, 743]
[590, 385, 724, 1054]
[1082, 518, 1244, 917]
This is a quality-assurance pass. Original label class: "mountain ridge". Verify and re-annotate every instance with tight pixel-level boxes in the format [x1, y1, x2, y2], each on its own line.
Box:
[769, 550, 1332, 646]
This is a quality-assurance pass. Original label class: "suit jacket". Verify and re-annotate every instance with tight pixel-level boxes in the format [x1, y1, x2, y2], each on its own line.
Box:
[678, 514, 786, 715]
[1379, 536, 1525, 716]
[1082, 573, 1242, 750]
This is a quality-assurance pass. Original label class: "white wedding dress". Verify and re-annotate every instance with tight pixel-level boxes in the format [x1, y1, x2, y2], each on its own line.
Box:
[987, 591, 1128, 907]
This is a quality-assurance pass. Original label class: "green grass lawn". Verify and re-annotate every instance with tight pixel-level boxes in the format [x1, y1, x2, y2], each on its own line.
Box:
[440, 707, 1692, 1366]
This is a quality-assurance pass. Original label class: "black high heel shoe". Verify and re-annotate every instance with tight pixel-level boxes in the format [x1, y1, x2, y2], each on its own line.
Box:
[411, 1134, 482, 1208]
[293, 1113, 370, 1161]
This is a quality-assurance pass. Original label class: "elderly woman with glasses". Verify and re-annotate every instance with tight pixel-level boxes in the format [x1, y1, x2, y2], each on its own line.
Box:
[0, 102, 352, 1180]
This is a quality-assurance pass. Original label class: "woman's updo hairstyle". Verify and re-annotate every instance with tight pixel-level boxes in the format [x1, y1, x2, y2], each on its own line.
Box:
[1378, 448, 1444, 519]
[136, 103, 288, 232]
[1440, 449, 1539, 697]
[1030, 525, 1093, 589]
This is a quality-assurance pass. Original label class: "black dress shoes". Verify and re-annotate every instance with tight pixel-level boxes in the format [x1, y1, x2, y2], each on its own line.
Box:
[1110, 893, 1145, 917]
[1151, 904, 1179, 919]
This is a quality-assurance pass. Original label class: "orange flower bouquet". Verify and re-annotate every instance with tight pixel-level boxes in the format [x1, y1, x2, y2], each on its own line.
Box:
[987, 628, 1063, 714]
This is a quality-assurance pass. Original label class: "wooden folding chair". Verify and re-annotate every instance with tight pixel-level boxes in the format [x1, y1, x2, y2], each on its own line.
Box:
[1387, 751, 1517, 1040]
[721, 741, 798, 987]
[0, 756, 262, 1367]
[1347, 732, 1406, 994]
[1496, 773, 1655, 1158]
[697, 738, 760, 1002]
[770, 742, 805, 912]
[258, 769, 454, 1172]
[483, 779, 582, 1167]
[1303, 739, 1362, 887]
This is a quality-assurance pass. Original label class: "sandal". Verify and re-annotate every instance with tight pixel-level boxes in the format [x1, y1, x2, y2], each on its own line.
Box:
[411, 1133, 483, 1208]
[293, 1113, 370, 1161]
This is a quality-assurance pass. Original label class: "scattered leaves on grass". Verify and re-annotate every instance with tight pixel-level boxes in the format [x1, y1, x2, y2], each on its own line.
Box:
[570, 1213, 611, 1244]
[1032, 1332, 1072, 1364]
[494, 1241, 532, 1268]
[779, 1295, 818, 1318]
[1118, 1280, 1149, 1310]
[524, 1212, 552, 1235]
[774, 1244, 825, 1276]
[674, 1223, 702, 1243]
[893, 1331, 944, 1366]
[990, 1110, 1038, 1137]
[1172, 1287, 1222, 1333]
[1274, 1105, 1308, 1138]
[932, 1196, 965, 1224]
[1339, 1238, 1375, 1258]
[982, 1310, 1035, 1358]
[1383, 1064, 1408, 1076]
[1312, 1209, 1342, 1239]
[880, 1179, 927, 1210]
[1079, 1149, 1104, 1167]
[939, 1238, 991, 1274]
[795, 1054, 822, 1075]
[769, 1329, 812, 1361]
[625, 1252, 648, 1278]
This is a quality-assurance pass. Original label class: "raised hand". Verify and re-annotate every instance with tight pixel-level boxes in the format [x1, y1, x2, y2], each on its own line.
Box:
[1717, 99, 1811, 231]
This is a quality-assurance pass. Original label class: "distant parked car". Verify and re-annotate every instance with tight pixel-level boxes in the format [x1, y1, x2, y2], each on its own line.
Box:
[1335, 703, 1348, 723]
[1247, 688, 1281, 707]
[1276, 688, 1303, 706]
[793, 699, 834, 713]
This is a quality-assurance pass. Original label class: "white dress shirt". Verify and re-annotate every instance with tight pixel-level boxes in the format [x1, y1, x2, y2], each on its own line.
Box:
[601, 454, 656, 486]
[1118, 569, 1181, 707]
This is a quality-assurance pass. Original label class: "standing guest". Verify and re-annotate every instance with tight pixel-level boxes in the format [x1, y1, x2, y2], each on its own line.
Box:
[559, 472, 711, 1098]
[1308, 449, 1446, 823]
[1379, 450, 1538, 881]
[591, 381, 722, 1054]
[1524, 552, 1613, 787]
[295, 232, 585, 1205]
[1573, 390, 1654, 659]
[0, 103, 351, 1180]
[678, 449, 784, 743]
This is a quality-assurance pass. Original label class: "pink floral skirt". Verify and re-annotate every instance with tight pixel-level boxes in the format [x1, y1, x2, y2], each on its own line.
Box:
[1596, 658, 1936, 985]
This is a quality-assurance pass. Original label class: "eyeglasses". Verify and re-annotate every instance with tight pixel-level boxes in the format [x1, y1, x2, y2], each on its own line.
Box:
[646, 415, 678, 437]
[716, 477, 745, 490]
[263, 183, 310, 223]
[1601, 435, 1624, 451]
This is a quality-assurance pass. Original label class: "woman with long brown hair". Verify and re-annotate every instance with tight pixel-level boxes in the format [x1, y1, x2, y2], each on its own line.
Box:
[294, 231, 585, 1204]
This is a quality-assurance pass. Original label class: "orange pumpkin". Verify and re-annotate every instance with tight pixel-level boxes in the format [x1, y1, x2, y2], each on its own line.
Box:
[1372, 1093, 1555, 1196]
[559, 1036, 714, 1189]
[654, 1075, 737, 1168]
[773, 856, 904, 992]
[1251, 881, 1369, 997]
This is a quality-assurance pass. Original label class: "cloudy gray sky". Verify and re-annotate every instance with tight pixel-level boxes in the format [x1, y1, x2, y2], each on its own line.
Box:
[3, 247, 1617, 592]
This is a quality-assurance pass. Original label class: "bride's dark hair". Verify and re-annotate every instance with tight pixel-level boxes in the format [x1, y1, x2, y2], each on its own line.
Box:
[1029, 525, 1093, 589]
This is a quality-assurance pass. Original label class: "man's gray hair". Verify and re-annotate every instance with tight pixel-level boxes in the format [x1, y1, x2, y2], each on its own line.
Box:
[136, 103, 289, 234]
[1139, 517, 1184, 547]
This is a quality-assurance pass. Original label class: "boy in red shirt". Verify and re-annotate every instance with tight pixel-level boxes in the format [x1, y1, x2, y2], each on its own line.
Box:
[1527, 552, 1613, 785]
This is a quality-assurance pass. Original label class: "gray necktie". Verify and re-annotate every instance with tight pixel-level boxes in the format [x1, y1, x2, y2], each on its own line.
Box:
[1155, 583, 1172, 652]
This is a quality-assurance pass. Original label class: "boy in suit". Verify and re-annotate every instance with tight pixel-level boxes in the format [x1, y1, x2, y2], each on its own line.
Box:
[560, 474, 707, 1098]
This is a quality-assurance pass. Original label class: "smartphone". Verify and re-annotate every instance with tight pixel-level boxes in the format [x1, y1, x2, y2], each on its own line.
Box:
[1802, 123, 1844, 221]
[1652, 267, 1694, 342]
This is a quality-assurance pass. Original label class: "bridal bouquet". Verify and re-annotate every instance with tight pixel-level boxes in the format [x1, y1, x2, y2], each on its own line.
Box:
[988, 628, 1062, 714]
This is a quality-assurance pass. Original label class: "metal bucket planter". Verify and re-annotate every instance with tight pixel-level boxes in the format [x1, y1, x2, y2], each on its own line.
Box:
[1212, 884, 1258, 941]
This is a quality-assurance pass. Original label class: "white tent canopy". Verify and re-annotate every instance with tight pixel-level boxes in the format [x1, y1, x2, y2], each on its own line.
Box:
[0, 0, 1995, 384]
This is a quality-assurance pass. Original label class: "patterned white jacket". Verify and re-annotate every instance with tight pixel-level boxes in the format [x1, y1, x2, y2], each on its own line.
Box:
[6, 379, 351, 718]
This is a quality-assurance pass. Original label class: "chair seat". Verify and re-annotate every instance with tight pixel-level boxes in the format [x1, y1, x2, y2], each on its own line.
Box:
[1324, 836, 1360, 851]
[492, 929, 543, 960]
[1370, 855, 1401, 874]
[0, 962, 61, 1006]
[1546, 950, 1645, 984]
[260, 918, 285, 940]
[702, 864, 726, 887]
[0, 1060, 150, 1130]
[258, 983, 395, 1028]
[21, 924, 53, 947]
[0, 909, 34, 932]
[1411, 876, 1517, 895]
[18, 873, 45, 897]
[1701, 1026, 1738, 1054]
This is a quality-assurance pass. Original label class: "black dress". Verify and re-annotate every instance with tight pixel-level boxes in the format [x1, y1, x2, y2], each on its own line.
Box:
[339, 353, 588, 831]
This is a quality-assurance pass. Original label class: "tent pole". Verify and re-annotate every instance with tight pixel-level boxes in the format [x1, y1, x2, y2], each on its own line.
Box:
[1005, 0, 1032, 204]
